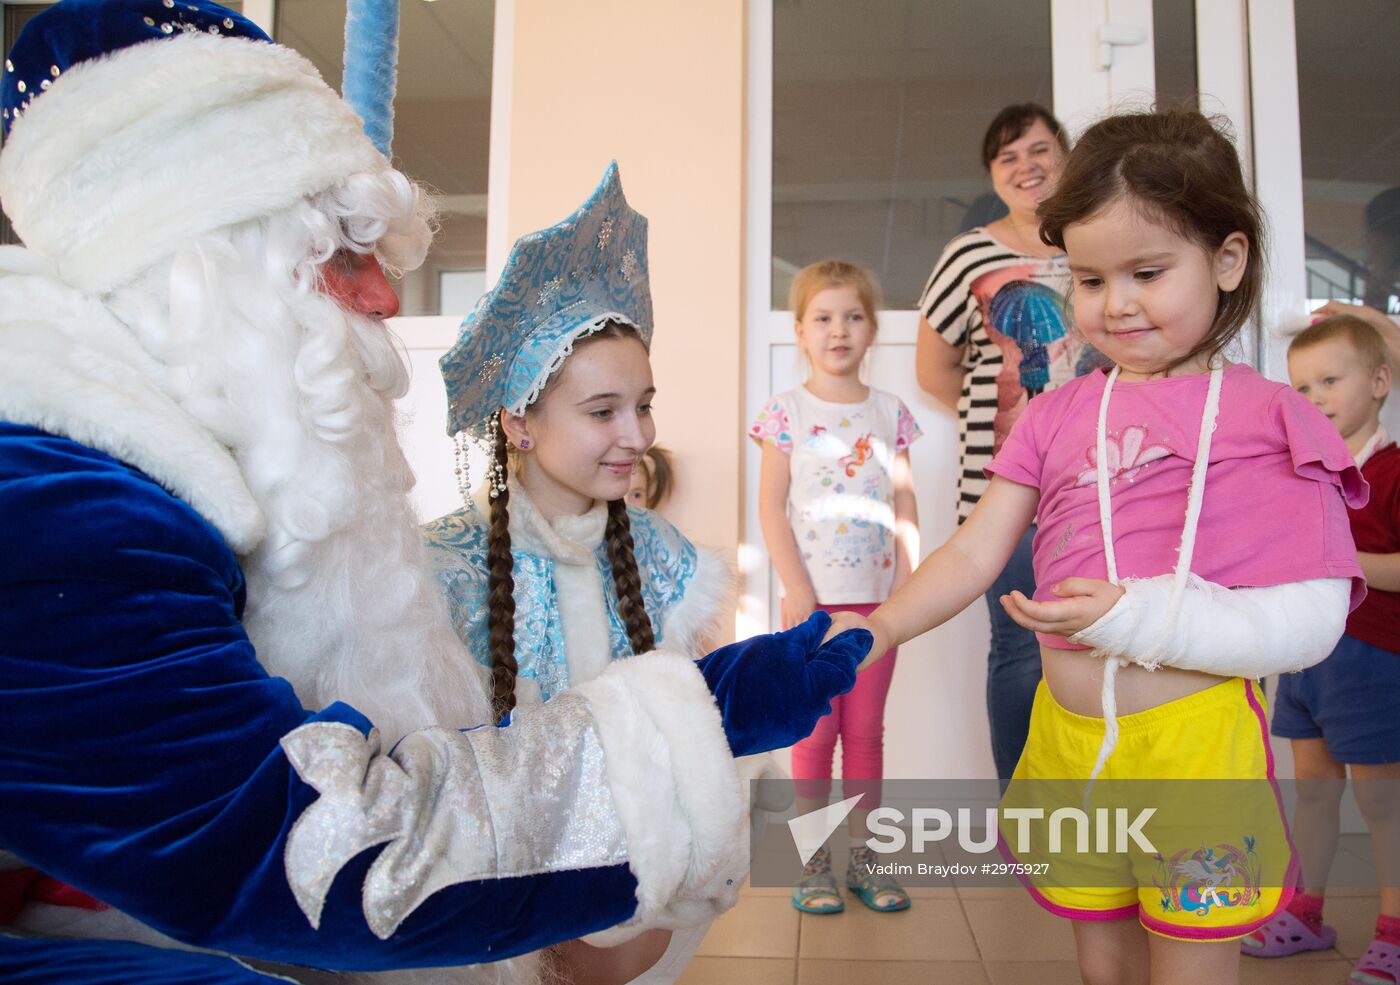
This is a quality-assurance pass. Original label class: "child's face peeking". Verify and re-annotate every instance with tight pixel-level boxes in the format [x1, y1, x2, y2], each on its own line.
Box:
[509, 334, 656, 519]
[1288, 337, 1390, 446]
[625, 460, 651, 508]
[1063, 197, 1249, 380]
[795, 284, 875, 379]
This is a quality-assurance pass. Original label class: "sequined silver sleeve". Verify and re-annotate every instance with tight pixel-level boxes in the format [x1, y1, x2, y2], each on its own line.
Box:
[281, 690, 628, 940]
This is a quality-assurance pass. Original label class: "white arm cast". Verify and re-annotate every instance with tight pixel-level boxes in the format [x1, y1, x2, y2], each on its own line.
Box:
[1069, 576, 1350, 678]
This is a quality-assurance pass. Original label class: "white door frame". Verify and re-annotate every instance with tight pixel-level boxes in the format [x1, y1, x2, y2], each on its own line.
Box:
[1243, 0, 1307, 380]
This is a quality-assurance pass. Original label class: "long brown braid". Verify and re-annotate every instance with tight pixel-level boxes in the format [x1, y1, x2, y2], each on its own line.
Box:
[485, 420, 519, 719]
[605, 498, 656, 656]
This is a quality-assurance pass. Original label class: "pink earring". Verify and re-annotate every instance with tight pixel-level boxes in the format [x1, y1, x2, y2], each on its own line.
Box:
[519, 439, 531, 450]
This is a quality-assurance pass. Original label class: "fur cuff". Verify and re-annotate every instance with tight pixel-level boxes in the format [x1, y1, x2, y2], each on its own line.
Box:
[0, 33, 384, 294]
[660, 544, 735, 657]
[572, 651, 746, 943]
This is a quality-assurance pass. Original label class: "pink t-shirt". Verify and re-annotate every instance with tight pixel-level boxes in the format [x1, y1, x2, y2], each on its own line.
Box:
[986, 364, 1368, 649]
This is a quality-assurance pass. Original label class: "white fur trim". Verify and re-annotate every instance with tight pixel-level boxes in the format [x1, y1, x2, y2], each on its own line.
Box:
[572, 652, 746, 944]
[658, 545, 733, 657]
[503, 478, 605, 565]
[554, 560, 612, 686]
[0, 34, 384, 295]
[502, 482, 614, 687]
[0, 275, 264, 553]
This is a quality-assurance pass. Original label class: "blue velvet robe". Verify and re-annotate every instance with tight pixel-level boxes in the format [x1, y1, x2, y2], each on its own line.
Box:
[0, 423, 639, 975]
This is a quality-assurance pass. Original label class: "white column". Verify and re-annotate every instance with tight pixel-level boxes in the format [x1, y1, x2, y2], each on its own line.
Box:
[1246, 0, 1307, 382]
[484, 0, 514, 287]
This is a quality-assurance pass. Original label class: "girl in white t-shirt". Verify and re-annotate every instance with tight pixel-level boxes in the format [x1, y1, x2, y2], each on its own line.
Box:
[750, 259, 922, 914]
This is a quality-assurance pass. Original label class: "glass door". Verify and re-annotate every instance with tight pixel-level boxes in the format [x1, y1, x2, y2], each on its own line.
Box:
[744, 0, 1181, 778]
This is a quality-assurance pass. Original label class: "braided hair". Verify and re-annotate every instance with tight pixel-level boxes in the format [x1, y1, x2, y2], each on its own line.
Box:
[485, 420, 520, 719]
[605, 498, 656, 656]
[482, 322, 658, 717]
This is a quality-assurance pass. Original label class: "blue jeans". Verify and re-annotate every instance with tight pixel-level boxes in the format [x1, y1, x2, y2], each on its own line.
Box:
[983, 524, 1042, 784]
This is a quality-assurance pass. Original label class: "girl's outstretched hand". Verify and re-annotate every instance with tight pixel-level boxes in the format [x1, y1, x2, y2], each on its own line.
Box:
[1000, 578, 1125, 638]
[821, 611, 891, 672]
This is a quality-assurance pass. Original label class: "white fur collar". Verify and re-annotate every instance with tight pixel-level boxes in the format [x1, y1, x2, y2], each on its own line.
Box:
[500, 478, 607, 565]
[0, 267, 264, 553]
[468, 480, 613, 690]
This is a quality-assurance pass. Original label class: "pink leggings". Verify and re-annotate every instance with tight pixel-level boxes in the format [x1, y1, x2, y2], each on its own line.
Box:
[790, 602, 897, 809]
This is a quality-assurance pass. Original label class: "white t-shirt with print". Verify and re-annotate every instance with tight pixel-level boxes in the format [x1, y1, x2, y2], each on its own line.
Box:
[749, 386, 922, 604]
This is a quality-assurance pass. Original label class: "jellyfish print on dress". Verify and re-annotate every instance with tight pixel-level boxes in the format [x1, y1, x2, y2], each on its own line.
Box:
[1076, 339, 1113, 377]
[987, 279, 1068, 397]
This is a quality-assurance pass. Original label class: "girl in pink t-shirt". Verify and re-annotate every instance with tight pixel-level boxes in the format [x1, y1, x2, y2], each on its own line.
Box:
[830, 112, 1367, 982]
[751, 260, 921, 915]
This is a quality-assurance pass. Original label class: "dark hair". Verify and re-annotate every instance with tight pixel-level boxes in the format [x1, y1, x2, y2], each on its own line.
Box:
[485, 321, 657, 719]
[1037, 109, 1265, 369]
[640, 444, 675, 510]
[1289, 313, 1390, 374]
[485, 421, 520, 719]
[981, 102, 1070, 170]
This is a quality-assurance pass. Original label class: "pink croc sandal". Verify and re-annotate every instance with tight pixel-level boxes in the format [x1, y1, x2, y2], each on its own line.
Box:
[1240, 910, 1337, 958]
[1350, 938, 1400, 984]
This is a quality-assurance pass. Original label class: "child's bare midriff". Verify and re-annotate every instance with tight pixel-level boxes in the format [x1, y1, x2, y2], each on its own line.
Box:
[1041, 644, 1228, 717]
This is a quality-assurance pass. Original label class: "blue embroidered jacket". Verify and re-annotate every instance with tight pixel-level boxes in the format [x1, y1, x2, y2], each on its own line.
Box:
[422, 490, 724, 704]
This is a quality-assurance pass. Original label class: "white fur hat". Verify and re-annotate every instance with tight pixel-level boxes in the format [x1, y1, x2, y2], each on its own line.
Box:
[0, 30, 385, 295]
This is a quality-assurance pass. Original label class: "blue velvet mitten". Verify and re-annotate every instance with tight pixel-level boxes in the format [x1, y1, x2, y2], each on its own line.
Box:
[696, 611, 872, 757]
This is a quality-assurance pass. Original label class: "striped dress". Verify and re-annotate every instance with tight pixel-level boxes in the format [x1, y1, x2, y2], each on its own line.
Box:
[918, 228, 1104, 522]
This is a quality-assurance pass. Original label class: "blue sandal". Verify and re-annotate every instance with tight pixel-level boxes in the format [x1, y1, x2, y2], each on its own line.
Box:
[791, 845, 845, 914]
[847, 847, 911, 912]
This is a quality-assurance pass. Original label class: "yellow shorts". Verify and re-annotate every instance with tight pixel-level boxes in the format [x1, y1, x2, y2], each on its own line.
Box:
[1000, 678, 1297, 942]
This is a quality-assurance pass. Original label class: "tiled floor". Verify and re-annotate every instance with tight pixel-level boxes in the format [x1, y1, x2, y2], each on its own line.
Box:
[675, 836, 1386, 985]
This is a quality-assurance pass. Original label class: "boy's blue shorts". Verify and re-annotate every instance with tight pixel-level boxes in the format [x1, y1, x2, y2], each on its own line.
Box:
[1272, 633, 1400, 764]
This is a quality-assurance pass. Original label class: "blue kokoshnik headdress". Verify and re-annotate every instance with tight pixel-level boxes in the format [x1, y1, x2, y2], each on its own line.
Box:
[440, 161, 653, 443]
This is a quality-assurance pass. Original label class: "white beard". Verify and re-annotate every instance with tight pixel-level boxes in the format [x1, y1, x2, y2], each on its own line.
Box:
[234, 293, 494, 739]
[6, 181, 542, 985]
[184, 272, 542, 985]
[109, 210, 494, 740]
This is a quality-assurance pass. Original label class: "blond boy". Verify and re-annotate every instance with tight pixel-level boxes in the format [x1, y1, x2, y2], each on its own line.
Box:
[1245, 315, 1400, 981]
